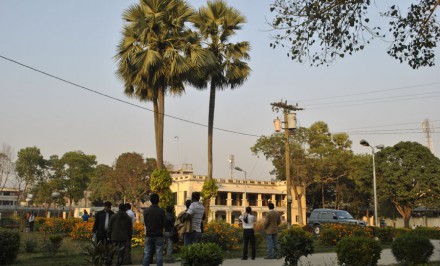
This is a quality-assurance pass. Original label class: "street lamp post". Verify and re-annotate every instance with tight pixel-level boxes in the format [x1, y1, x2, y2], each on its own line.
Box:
[234, 166, 247, 206]
[360, 139, 384, 226]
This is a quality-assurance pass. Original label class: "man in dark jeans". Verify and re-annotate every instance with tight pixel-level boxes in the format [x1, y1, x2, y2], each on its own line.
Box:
[108, 203, 132, 266]
[239, 206, 256, 260]
[143, 193, 165, 266]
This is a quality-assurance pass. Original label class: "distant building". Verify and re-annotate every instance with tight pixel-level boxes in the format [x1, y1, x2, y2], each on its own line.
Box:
[170, 166, 306, 225]
[0, 188, 19, 206]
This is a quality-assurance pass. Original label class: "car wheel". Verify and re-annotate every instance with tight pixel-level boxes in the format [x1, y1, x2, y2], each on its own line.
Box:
[313, 225, 321, 235]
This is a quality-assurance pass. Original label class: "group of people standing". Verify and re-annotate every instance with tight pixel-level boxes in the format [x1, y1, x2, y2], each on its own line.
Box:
[91, 191, 206, 266]
[238, 202, 281, 260]
[143, 191, 205, 266]
[91, 193, 281, 265]
[92, 201, 136, 266]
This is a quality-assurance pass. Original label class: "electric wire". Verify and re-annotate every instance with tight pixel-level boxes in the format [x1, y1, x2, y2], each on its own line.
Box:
[0, 54, 438, 137]
[0, 54, 261, 138]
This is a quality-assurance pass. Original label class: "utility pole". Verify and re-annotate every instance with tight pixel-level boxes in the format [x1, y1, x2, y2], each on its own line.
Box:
[422, 119, 435, 154]
[271, 100, 304, 228]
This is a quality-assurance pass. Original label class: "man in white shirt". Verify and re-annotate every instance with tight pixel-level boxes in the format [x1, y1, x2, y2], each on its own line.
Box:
[239, 207, 256, 260]
[185, 192, 205, 245]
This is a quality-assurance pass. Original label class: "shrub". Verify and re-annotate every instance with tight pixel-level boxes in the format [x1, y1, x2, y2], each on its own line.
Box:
[277, 227, 314, 266]
[335, 236, 382, 266]
[202, 220, 242, 250]
[180, 243, 223, 266]
[39, 218, 81, 235]
[42, 235, 64, 256]
[410, 227, 440, 240]
[393, 228, 410, 238]
[24, 237, 38, 253]
[84, 240, 118, 266]
[0, 228, 20, 264]
[0, 217, 19, 229]
[254, 231, 265, 247]
[371, 227, 394, 244]
[319, 224, 373, 246]
[70, 221, 94, 240]
[320, 226, 339, 245]
[391, 235, 434, 265]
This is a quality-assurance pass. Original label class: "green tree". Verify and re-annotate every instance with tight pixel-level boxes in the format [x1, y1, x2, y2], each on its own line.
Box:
[269, 0, 440, 69]
[348, 154, 374, 220]
[375, 141, 440, 228]
[115, 0, 213, 169]
[190, 0, 251, 214]
[306, 122, 355, 209]
[30, 178, 64, 213]
[251, 128, 309, 225]
[56, 151, 96, 217]
[149, 168, 173, 208]
[88, 164, 114, 203]
[15, 147, 46, 205]
[252, 121, 360, 224]
[112, 153, 153, 216]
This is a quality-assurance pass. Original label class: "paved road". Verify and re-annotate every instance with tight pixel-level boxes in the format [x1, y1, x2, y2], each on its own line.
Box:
[158, 240, 440, 266]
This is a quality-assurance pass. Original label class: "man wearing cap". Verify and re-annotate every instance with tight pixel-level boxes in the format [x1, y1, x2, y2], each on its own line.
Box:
[93, 201, 114, 244]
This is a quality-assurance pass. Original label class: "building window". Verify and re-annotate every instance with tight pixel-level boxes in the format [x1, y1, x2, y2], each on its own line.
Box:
[216, 192, 227, 205]
[248, 193, 257, 206]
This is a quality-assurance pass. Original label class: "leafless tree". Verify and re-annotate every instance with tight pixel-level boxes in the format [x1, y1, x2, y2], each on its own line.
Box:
[0, 143, 15, 192]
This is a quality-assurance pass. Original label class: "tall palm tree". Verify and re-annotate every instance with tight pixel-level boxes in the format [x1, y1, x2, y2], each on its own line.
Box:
[191, 0, 251, 213]
[115, 0, 213, 169]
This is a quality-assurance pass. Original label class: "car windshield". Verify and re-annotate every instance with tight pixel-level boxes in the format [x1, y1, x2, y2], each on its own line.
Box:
[336, 211, 353, 219]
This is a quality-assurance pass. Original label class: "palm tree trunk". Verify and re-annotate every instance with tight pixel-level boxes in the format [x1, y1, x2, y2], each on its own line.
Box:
[204, 81, 217, 219]
[157, 89, 165, 169]
[152, 97, 163, 169]
[208, 82, 216, 180]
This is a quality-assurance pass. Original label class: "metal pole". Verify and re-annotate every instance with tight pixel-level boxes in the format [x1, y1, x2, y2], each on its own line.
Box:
[244, 171, 247, 206]
[284, 109, 292, 229]
[372, 147, 378, 227]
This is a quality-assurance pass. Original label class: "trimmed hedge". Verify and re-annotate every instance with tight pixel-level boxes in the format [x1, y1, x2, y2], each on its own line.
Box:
[180, 243, 223, 266]
[391, 234, 434, 265]
[336, 236, 382, 266]
[0, 228, 20, 264]
[278, 227, 314, 266]
[410, 227, 440, 240]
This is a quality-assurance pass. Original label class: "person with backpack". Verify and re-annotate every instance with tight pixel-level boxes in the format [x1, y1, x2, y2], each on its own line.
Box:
[239, 207, 256, 260]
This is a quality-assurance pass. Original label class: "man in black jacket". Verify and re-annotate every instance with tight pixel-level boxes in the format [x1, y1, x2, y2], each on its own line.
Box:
[108, 203, 133, 266]
[142, 193, 165, 266]
[92, 201, 114, 244]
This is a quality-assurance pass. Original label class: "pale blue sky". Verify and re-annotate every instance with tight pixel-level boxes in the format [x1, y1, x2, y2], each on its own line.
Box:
[1, 0, 439, 180]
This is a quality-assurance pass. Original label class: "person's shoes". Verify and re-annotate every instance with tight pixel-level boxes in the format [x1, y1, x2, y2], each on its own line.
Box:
[241, 258, 247, 260]
[165, 259, 175, 263]
[251, 258, 255, 260]
[264, 256, 274, 259]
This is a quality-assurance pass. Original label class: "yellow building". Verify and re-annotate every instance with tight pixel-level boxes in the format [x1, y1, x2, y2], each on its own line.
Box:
[170, 168, 306, 225]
